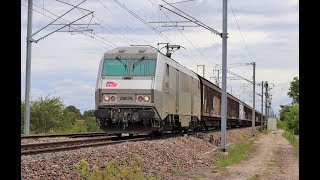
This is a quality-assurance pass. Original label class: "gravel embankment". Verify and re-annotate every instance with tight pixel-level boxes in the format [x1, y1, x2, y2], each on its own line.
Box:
[21, 127, 252, 179]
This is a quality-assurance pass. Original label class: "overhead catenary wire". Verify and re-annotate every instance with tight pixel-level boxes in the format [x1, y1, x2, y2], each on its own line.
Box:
[160, 0, 220, 36]
[98, 0, 253, 82]
[111, 0, 199, 67]
[94, 0, 137, 44]
[167, 0, 197, 5]
[151, 0, 210, 67]
[35, 0, 121, 47]
[21, 4, 109, 50]
[111, 0, 170, 42]
[155, 0, 253, 83]
[228, 0, 251, 59]
[22, 1, 117, 48]
[61, 0, 131, 45]
[31, 0, 87, 38]
[26, 0, 258, 101]
[94, 0, 153, 46]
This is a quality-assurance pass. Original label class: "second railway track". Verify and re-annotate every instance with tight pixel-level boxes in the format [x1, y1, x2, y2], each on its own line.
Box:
[21, 135, 150, 156]
[21, 132, 109, 139]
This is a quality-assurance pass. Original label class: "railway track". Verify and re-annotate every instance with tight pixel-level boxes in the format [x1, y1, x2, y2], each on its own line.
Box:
[21, 132, 193, 156]
[21, 135, 150, 156]
[21, 132, 109, 139]
[21, 126, 253, 156]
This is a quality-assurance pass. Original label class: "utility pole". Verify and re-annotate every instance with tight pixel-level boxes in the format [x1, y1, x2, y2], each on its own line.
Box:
[210, 70, 214, 83]
[251, 62, 256, 136]
[260, 81, 264, 130]
[24, 0, 33, 135]
[159, 0, 226, 151]
[212, 69, 220, 87]
[197, 65, 205, 78]
[264, 81, 269, 129]
[23, 0, 95, 135]
[217, 69, 220, 87]
[221, 0, 227, 152]
[203, 65, 205, 78]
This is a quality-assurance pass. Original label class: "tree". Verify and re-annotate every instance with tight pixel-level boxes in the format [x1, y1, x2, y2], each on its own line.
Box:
[21, 96, 80, 134]
[287, 77, 299, 103]
[83, 109, 101, 132]
[64, 105, 81, 119]
[83, 109, 95, 118]
[29, 97, 65, 134]
[285, 103, 299, 135]
[279, 105, 291, 121]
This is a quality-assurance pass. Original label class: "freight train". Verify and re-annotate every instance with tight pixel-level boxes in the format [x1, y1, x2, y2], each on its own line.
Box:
[94, 46, 263, 136]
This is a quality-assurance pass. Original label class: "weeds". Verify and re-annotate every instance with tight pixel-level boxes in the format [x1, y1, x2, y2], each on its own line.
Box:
[282, 131, 299, 156]
[212, 142, 252, 171]
[75, 156, 158, 180]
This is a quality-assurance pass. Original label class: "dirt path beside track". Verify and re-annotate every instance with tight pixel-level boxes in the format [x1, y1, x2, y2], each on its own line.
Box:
[208, 129, 299, 180]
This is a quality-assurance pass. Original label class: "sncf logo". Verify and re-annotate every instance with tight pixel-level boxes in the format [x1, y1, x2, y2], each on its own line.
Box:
[106, 81, 117, 87]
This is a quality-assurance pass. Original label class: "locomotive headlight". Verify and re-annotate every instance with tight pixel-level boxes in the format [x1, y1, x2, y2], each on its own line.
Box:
[143, 95, 150, 102]
[103, 95, 110, 101]
[103, 94, 117, 102]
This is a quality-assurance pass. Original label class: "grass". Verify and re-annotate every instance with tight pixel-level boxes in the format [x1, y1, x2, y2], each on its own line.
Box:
[282, 130, 299, 156]
[212, 142, 253, 171]
[277, 118, 299, 156]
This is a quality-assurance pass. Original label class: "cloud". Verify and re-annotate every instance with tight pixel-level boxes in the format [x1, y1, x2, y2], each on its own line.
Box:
[21, 0, 299, 114]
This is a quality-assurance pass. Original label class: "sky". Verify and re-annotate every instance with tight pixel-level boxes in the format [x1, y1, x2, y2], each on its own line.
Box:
[21, 0, 299, 114]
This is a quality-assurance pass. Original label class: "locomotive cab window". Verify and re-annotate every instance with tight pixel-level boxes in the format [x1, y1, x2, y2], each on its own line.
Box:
[102, 59, 129, 76]
[102, 59, 156, 76]
[130, 59, 156, 76]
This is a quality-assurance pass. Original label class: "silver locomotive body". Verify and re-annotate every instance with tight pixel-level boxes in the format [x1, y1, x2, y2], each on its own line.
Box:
[94, 46, 201, 135]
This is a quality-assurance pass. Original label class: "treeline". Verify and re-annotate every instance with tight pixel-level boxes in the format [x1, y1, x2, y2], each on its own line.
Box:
[278, 77, 299, 135]
[21, 97, 102, 134]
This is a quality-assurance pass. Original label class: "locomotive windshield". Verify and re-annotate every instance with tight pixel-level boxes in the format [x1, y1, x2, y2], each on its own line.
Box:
[102, 59, 128, 76]
[130, 59, 156, 76]
[102, 59, 156, 76]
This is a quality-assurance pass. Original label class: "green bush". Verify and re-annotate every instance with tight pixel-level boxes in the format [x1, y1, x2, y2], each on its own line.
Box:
[279, 105, 291, 121]
[277, 120, 286, 130]
[21, 97, 67, 134]
[83, 110, 95, 117]
[84, 116, 102, 132]
[278, 103, 299, 135]
[64, 105, 82, 119]
[75, 158, 157, 180]
[285, 104, 299, 135]
[21, 97, 103, 134]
